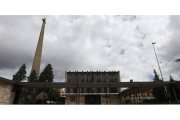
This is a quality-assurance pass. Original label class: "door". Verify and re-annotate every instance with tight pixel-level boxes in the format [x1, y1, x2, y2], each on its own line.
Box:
[85, 95, 101, 104]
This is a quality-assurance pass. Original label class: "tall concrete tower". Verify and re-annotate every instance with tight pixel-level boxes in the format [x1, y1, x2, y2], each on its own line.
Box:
[31, 18, 46, 77]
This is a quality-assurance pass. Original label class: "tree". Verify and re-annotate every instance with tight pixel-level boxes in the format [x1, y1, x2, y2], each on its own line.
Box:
[13, 64, 26, 82]
[48, 88, 60, 102]
[28, 70, 38, 82]
[22, 70, 38, 104]
[39, 64, 54, 83]
[170, 75, 175, 81]
[38, 64, 54, 104]
[152, 69, 167, 103]
[168, 75, 178, 103]
[175, 59, 180, 62]
[153, 69, 160, 82]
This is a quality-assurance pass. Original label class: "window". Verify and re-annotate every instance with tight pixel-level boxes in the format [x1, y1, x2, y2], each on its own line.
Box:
[97, 88, 101, 93]
[81, 79, 85, 83]
[110, 88, 117, 93]
[110, 79, 114, 83]
[73, 88, 77, 93]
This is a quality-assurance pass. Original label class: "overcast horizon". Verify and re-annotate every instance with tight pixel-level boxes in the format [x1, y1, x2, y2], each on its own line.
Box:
[0, 15, 180, 82]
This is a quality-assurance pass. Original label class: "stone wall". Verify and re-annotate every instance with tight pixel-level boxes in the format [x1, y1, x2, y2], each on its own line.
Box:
[79, 96, 85, 104]
[0, 81, 15, 104]
[65, 95, 85, 104]
[101, 95, 119, 104]
[101, 95, 109, 104]
[65, 95, 77, 104]
[110, 95, 119, 104]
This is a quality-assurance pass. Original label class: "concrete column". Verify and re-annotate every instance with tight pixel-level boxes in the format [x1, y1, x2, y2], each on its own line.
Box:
[31, 18, 46, 77]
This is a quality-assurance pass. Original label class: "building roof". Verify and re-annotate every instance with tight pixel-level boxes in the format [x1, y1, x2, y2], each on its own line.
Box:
[1, 76, 179, 92]
[0, 77, 15, 84]
[66, 71, 120, 73]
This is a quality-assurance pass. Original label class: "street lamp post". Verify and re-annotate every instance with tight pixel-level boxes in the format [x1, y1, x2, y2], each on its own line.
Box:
[152, 42, 170, 103]
[152, 42, 164, 81]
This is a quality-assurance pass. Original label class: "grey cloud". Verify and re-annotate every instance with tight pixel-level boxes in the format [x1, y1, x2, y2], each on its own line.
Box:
[159, 16, 180, 79]
[1, 15, 179, 82]
[0, 16, 44, 75]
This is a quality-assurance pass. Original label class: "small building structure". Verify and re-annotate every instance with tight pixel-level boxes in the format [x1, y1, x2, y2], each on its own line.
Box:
[65, 71, 121, 104]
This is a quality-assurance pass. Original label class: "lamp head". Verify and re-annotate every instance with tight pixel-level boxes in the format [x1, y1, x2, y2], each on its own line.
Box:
[42, 18, 46, 23]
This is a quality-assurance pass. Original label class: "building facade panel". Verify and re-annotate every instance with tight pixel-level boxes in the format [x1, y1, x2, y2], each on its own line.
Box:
[0, 81, 15, 104]
[65, 71, 120, 94]
[65, 71, 120, 104]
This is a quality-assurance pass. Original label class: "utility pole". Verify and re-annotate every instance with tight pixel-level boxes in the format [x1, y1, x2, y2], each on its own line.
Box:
[152, 42, 164, 81]
[152, 42, 170, 103]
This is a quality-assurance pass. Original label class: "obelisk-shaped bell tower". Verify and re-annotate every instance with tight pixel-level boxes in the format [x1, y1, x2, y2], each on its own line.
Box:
[31, 18, 46, 77]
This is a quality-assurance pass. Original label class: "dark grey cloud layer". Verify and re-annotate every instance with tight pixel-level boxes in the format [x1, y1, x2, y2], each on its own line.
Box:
[160, 16, 180, 79]
[0, 15, 180, 82]
[0, 16, 44, 77]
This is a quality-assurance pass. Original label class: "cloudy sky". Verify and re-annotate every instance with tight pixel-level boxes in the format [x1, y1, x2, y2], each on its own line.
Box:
[0, 15, 180, 82]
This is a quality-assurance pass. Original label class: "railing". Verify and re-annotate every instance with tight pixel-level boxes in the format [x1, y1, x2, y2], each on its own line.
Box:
[16, 81, 174, 88]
